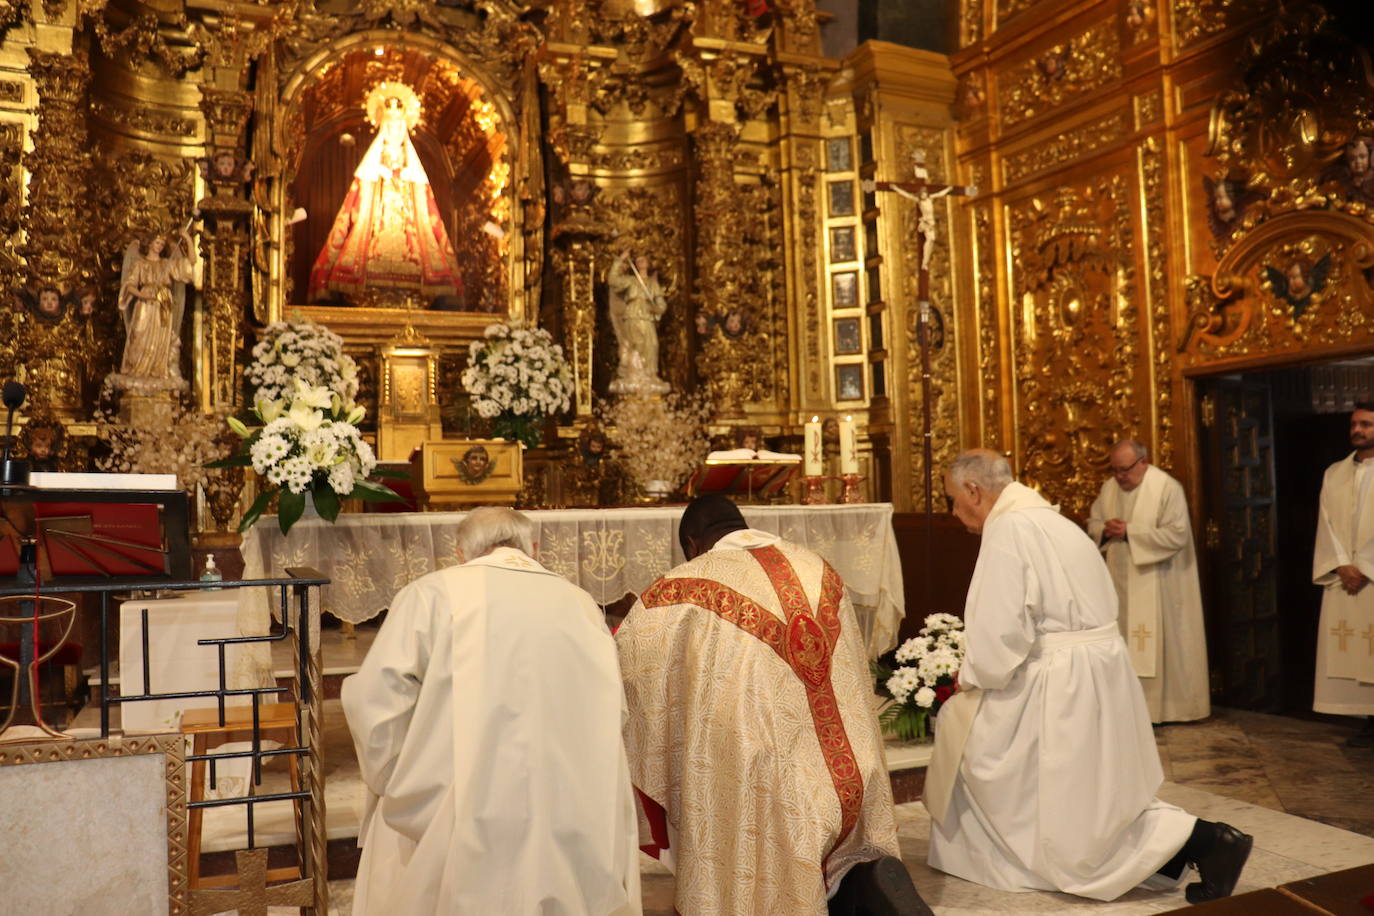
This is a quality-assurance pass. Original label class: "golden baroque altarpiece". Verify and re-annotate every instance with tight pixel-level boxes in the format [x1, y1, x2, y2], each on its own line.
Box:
[0, 0, 1369, 524]
[0, 0, 947, 525]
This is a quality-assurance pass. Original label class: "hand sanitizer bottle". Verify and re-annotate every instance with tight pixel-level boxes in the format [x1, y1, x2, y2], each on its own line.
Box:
[200, 553, 223, 588]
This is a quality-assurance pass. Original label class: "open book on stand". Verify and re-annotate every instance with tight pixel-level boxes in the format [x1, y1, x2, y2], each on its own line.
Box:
[688, 450, 802, 502]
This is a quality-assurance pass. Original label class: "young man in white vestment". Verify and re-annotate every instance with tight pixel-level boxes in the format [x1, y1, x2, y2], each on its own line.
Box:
[616, 495, 931, 916]
[1087, 439, 1211, 723]
[1313, 404, 1374, 746]
[341, 507, 643, 916]
[926, 450, 1251, 904]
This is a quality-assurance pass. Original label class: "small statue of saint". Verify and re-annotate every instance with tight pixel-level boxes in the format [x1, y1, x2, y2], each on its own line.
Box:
[118, 226, 196, 382]
[607, 251, 670, 395]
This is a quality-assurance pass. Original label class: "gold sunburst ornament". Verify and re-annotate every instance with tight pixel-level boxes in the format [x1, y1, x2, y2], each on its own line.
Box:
[365, 80, 423, 131]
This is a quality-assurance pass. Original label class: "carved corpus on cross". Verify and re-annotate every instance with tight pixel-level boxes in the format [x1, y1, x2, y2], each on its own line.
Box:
[862, 150, 975, 586]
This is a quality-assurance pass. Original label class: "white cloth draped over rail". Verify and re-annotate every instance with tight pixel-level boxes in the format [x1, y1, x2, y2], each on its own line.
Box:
[237, 503, 904, 653]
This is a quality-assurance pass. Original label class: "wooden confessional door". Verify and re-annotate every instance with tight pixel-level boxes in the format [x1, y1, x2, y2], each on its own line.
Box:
[1197, 377, 1282, 709]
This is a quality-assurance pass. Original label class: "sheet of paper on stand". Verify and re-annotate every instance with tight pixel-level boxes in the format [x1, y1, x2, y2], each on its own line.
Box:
[27, 471, 179, 490]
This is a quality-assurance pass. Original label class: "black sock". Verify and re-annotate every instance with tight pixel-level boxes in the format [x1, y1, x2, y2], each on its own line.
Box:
[1157, 819, 1219, 879]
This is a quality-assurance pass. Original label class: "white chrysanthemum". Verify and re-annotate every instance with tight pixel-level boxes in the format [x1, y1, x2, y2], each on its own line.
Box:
[921, 612, 964, 634]
[894, 635, 931, 664]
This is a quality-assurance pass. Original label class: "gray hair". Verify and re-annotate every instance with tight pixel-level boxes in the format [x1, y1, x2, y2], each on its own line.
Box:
[455, 507, 535, 560]
[1111, 439, 1149, 461]
[948, 449, 1013, 494]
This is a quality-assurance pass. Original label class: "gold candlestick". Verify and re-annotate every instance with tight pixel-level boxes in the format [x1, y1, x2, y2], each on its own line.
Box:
[840, 473, 866, 504]
[802, 475, 828, 505]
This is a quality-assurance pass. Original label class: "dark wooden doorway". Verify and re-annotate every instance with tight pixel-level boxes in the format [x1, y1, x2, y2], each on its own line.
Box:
[1196, 362, 1370, 713]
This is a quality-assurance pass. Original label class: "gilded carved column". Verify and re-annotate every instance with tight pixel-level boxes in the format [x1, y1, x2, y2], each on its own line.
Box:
[539, 49, 612, 419]
[18, 49, 95, 415]
[196, 86, 253, 412]
[691, 118, 747, 416]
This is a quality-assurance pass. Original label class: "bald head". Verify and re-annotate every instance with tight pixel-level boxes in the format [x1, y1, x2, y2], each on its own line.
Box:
[678, 494, 747, 559]
[945, 448, 1013, 535]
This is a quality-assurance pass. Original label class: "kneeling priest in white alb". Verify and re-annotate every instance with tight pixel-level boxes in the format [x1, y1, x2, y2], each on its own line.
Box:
[342, 507, 642, 916]
[926, 450, 1251, 905]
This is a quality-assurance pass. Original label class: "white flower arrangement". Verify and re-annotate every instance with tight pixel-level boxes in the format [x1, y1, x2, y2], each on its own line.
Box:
[246, 320, 359, 407]
[213, 377, 400, 534]
[597, 392, 711, 500]
[460, 323, 572, 448]
[872, 612, 966, 742]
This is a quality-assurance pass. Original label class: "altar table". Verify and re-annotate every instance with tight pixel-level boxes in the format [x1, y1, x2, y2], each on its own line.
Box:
[238, 503, 905, 657]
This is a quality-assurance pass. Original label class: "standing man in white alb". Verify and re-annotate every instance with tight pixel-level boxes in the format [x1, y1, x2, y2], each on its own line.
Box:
[1313, 403, 1374, 746]
[1088, 439, 1211, 723]
[341, 507, 642, 916]
[926, 450, 1251, 905]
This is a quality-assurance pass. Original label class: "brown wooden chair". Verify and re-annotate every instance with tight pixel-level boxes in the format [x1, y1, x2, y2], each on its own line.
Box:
[180, 702, 302, 889]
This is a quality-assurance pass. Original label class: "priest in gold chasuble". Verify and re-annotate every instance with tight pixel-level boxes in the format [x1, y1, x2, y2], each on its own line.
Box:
[308, 81, 464, 304]
[616, 496, 907, 916]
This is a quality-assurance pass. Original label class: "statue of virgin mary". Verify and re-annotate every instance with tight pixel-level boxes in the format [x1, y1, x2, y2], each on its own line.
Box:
[308, 81, 464, 306]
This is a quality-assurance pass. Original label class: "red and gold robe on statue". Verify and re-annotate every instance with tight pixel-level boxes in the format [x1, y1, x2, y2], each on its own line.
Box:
[308, 105, 464, 304]
[616, 528, 900, 915]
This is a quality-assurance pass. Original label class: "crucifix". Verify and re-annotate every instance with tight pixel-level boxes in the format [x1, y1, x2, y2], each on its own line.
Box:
[863, 149, 976, 588]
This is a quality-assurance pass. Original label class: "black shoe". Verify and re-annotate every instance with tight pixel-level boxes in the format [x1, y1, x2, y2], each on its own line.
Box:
[828, 856, 934, 916]
[1185, 823, 1253, 904]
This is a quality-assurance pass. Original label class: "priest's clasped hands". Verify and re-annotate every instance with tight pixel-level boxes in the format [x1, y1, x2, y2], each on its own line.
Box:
[1102, 518, 1129, 540]
[1337, 564, 1370, 595]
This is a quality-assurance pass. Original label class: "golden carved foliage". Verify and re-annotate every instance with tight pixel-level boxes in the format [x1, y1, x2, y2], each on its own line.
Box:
[1009, 177, 1141, 515]
[1186, 7, 1374, 365]
[998, 19, 1121, 128]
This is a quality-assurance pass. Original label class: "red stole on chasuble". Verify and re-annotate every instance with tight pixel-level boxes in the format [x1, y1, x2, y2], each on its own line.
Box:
[639, 544, 863, 867]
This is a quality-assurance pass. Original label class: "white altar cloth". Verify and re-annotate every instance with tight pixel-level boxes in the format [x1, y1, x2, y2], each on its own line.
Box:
[119, 591, 250, 733]
[238, 504, 904, 656]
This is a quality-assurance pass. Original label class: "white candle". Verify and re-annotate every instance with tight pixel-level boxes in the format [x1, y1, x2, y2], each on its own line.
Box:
[804, 416, 823, 476]
[839, 416, 859, 475]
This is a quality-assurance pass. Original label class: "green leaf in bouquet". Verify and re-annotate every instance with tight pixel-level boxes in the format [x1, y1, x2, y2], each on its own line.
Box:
[237, 488, 276, 533]
[348, 478, 404, 503]
[311, 485, 342, 521]
[278, 489, 306, 534]
[370, 465, 411, 480]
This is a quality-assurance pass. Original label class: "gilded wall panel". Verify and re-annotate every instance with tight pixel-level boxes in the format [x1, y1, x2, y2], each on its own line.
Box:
[973, 199, 1001, 450]
[997, 19, 1121, 129]
[1002, 109, 1129, 185]
[1138, 135, 1174, 469]
[1008, 173, 1143, 516]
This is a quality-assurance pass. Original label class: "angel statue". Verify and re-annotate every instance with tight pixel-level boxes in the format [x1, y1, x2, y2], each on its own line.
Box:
[118, 225, 197, 382]
[607, 251, 670, 395]
[1263, 254, 1331, 319]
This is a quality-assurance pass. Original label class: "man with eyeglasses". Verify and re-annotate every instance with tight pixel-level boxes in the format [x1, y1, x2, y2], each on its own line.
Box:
[1087, 439, 1210, 723]
[1313, 403, 1374, 746]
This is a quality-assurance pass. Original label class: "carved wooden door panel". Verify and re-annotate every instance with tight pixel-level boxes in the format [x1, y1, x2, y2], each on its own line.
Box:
[1198, 377, 1281, 709]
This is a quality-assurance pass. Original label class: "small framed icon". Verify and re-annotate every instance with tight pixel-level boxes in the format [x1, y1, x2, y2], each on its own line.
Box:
[834, 317, 862, 355]
[831, 271, 859, 308]
[836, 363, 865, 401]
[826, 137, 853, 172]
[828, 180, 856, 217]
[829, 226, 857, 263]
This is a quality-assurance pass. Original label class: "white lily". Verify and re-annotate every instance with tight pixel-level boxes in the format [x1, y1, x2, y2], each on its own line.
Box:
[346, 404, 366, 425]
[226, 415, 250, 437]
[287, 402, 325, 432]
[256, 396, 285, 424]
[291, 377, 335, 410]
